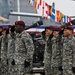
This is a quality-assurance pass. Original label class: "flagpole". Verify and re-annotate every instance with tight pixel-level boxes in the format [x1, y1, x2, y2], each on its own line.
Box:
[17, 0, 20, 20]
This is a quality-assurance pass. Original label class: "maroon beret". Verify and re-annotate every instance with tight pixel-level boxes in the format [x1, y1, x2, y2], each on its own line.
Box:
[0, 26, 3, 29]
[45, 26, 54, 31]
[64, 26, 73, 31]
[15, 20, 25, 27]
[54, 27, 62, 31]
[2, 28, 6, 31]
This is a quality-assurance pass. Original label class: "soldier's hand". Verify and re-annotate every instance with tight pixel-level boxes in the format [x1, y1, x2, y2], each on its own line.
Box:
[6, 28, 9, 34]
[11, 59, 15, 65]
[72, 67, 75, 73]
[24, 60, 30, 68]
[7, 59, 8, 65]
[59, 29, 64, 35]
[10, 25, 15, 32]
[58, 66, 63, 71]
[0, 58, 1, 62]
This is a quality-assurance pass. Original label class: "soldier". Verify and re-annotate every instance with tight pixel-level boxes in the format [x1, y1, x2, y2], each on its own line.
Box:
[43, 26, 54, 75]
[7, 25, 17, 75]
[51, 27, 63, 75]
[62, 26, 75, 75]
[1, 30, 9, 75]
[0, 35, 3, 75]
[0, 26, 3, 74]
[14, 20, 34, 75]
[0, 26, 3, 36]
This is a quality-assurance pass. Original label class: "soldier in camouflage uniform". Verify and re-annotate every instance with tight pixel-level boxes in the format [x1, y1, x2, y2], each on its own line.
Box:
[62, 26, 75, 75]
[0, 26, 3, 74]
[0, 35, 3, 75]
[7, 25, 17, 75]
[1, 33, 9, 75]
[14, 20, 34, 75]
[43, 26, 54, 75]
[51, 27, 63, 75]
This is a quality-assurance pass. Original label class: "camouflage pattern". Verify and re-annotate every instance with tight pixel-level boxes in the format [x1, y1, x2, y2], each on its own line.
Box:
[14, 30, 34, 75]
[0, 35, 3, 75]
[62, 69, 74, 75]
[1, 34, 9, 75]
[44, 37, 52, 75]
[62, 36, 75, 75]
[51, 35, 63, 75]
[7, 32, 16, 75]
[52, 67, 62, 75]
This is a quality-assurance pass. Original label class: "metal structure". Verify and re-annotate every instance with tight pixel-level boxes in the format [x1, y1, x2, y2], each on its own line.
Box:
[0, 0, 75, 25]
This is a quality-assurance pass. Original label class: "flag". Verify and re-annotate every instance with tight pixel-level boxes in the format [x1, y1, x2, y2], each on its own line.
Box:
[63, 15, 68, 24]
[42, 1, 44, 18]
[56, 10, 61, 22]
[35, 0, 40, 9]
[68, 16, 72, 22]
[26, 26, 45, 34]
[34, 0, 37, 13]
[68, 16, 72, 25]
[30, 0, 34, 5]
[28, 0, 30, 6]
[37, 0, 42, 9]
[49, 5, 52, 16]
[44, 2, 50, 20]
[37, 0, 43, 16]
[51, 7, 55, 20]
[59, 12, 64, 25]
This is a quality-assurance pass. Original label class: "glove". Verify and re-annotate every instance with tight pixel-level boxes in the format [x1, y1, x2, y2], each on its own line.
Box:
[0, 32, 2, 36]
[7, 59, 8, 65]
[59, 29, 64, 35]
[10, 26, 15, 32]
[72, 67, 75, 73]
[58, 66, 63, 71]
[49, 34, 53, 40]
[11, 59, 15, 65]
[24, 60, 30, 68]
[0, 58, 1, 62]
[6, 28, 9, 34]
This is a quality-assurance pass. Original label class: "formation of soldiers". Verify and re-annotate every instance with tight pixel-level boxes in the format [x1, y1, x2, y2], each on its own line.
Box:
[0, 20, 75, 75]
[44, 25, 75, 75]
[0, 20, 34, 75]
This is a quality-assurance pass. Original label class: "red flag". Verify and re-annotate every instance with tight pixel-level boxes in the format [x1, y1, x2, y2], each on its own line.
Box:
[45, 2, 49, 20]
[68, 16, 72, 22]
[42, 1, 44, 18]
[38, 0, 42, 8]
[68, 16, 72, 25]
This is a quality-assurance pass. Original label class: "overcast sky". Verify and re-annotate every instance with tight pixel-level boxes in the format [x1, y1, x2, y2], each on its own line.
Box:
[43, 0, 75, 16]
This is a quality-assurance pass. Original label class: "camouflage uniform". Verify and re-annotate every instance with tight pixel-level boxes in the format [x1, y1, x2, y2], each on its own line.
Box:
[51, 35, 63, 75]
[14, 30, 34, 75]
[62, 36, 75, 75]
[1, 34, 9, 75]
[7, 32, 16, 75]
[44, 36, 52, 75]
[0, 35, 3, 75]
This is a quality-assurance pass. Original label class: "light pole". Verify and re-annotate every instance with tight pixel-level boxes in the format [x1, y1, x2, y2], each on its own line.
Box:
[17, 0, 20, 20]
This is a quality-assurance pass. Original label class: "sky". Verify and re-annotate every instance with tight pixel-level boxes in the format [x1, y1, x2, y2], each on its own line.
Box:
[43, 0, 75, 17]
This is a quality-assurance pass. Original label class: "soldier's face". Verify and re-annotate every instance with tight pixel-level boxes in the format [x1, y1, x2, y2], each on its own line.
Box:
[53, 31, 59, 37]
[0, 28, 2, 32]
[64, 29, 72, 37]
[45, 29, 53, 36]
[15, 25, 23, 33]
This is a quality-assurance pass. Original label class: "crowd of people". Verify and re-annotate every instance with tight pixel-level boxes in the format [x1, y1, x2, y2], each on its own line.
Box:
[0, 20, 75, 75]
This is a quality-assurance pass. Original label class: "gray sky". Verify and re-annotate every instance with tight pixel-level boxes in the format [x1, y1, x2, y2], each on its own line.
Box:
[43, 0, 75, 16]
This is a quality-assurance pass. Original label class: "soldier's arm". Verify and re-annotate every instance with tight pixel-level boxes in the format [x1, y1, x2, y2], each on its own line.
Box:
[72, 39, 75, 67]
[22, 31, 34, 62]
